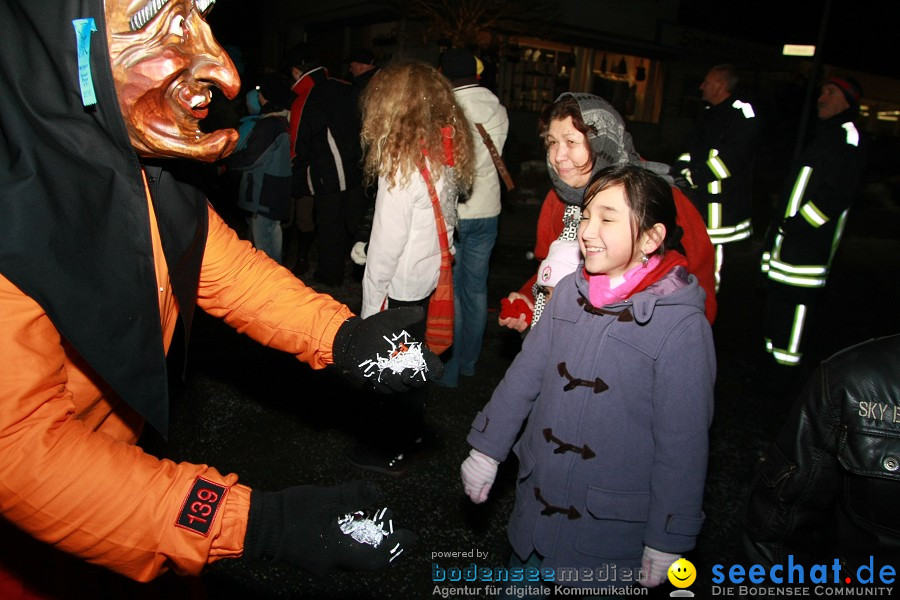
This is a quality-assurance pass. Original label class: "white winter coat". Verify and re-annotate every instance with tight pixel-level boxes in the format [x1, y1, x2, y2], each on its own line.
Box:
[454, 84, 509, 220]
[361, 168, 455, 318]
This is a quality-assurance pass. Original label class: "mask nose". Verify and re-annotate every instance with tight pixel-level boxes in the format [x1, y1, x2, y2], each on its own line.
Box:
[187, 12, 240, 99]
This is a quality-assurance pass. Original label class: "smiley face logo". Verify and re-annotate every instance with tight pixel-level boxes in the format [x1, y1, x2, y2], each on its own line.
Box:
[668, 558, 696, 588]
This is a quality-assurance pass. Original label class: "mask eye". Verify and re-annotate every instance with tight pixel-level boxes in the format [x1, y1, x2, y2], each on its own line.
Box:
[168, 15, 185, 38]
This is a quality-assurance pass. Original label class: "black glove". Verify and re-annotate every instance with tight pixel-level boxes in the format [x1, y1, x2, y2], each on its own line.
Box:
[243, 481, 415, 575]
[332, 307, 444, 393]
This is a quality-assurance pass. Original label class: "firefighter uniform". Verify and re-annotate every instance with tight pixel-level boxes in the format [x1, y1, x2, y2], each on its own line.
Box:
[677, 95, 759, 292]
[760, 108, 864, 368]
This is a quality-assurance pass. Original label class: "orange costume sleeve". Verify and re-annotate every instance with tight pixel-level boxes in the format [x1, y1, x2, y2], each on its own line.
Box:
[197, 206, 353, 367]
[0, 202, 352, 582]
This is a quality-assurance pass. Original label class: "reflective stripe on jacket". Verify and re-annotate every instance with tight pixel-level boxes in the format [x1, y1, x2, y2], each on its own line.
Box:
[761, 116, 862, 288]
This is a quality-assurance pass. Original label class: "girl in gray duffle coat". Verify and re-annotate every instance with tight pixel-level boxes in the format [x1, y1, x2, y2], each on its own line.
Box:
[461, 164, 715, 596]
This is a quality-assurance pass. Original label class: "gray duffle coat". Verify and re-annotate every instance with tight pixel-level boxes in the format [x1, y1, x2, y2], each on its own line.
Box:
[468, 264, 715, 580]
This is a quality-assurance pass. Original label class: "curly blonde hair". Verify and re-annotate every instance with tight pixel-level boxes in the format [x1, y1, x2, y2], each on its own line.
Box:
[360, 60, 474, 192]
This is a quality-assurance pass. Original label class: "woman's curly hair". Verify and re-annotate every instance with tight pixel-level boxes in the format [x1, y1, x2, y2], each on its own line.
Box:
[360, 59, 474, 192]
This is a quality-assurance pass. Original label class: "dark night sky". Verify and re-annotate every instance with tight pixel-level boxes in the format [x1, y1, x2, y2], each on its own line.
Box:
[678, 0, 894, 78]
[209, 0, 895, 80]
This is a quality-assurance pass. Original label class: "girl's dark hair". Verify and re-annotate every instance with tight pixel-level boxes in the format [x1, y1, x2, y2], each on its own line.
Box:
[538, 96, 595, 163]
[583, 164, 684, 256]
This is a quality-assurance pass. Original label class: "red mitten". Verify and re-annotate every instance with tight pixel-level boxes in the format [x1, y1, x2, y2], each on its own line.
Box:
[499, 298, 533, 325]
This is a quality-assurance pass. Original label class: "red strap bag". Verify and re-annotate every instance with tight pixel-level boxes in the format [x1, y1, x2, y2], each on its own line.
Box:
[417, 160, 454, 355]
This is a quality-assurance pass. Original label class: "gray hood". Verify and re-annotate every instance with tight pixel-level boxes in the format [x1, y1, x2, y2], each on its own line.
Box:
[549, 93, 674, 206]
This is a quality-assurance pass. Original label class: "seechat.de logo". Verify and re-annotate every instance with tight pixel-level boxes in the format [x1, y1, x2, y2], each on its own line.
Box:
[711, 555, 896, 586]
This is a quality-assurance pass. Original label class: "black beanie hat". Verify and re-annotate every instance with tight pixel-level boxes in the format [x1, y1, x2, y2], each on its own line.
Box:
[286, 42, 321, 73]
[259, 73, 292, 109]
[824, 76, 862, 107]
[440, 48, 477, 84]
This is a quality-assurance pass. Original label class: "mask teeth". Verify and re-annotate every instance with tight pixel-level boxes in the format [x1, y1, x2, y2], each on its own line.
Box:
[129, 0, 170, 32]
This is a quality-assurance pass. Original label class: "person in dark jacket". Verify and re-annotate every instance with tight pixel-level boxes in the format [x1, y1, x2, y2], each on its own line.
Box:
[743, 333, 900, 577]
[227, 73, 294, 263]
[347, 47, 379, 92]
[286, 43, 366, 286]
[345, 47, 379, 281]
[757, 76, 865, 383]
[676, 64, 759, 294]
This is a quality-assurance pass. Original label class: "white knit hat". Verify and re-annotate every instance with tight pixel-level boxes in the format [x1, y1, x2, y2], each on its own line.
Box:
[537, 240, 582, 288]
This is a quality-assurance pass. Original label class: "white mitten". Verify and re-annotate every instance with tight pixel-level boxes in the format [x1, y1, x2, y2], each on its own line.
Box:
[640, 545, 680, 587]
[350, 241, 368, 266]
[460, 448, 499, 504]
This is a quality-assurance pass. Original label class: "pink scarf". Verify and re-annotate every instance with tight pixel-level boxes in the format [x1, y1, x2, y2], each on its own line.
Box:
[587, 254, 662, 307]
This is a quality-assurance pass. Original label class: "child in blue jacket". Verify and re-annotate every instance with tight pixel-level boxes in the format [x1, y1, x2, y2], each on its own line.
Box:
[227, 74, 294, 264]
[461, 164, 715, 595]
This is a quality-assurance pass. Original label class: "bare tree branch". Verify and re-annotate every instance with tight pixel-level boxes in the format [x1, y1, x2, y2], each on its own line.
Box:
[385, 0, 560, 48]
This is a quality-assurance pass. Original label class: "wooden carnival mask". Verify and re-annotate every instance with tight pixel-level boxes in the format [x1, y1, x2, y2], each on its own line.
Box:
[105, 0, 240, 161]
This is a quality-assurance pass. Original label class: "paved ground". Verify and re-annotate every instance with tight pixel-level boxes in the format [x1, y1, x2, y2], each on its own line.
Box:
[143, 179, 898, 599]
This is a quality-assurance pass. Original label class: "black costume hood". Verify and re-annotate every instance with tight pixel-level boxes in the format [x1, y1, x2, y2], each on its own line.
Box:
[0, 0, 209, 435]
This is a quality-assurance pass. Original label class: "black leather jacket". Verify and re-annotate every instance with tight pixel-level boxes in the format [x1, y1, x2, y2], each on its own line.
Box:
[743, 334, 900, 575]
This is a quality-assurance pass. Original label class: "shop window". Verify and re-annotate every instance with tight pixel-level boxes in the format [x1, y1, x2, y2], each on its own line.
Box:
[592, 52, 661, 123]
[498, 42, 574, 112]
[496, 40, 662, 123]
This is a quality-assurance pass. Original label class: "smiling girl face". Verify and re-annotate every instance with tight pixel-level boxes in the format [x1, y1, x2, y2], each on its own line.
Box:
[578, 184, 641, 278]
[578, 183, 664, 279]
[105, 0, 240, 162]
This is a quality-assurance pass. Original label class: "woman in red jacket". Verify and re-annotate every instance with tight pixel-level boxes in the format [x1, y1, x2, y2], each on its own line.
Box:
[499, 93, 717, 331]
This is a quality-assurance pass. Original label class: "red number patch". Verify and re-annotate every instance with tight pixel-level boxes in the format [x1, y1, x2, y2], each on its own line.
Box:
[176, 477, 227, 537]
